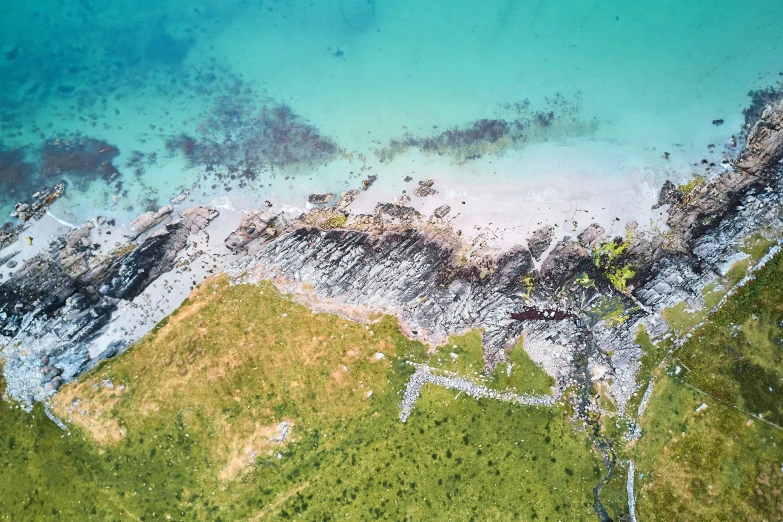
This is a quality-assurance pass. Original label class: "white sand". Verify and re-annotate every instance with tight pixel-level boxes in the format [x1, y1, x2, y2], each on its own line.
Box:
[344, 148, 671, 255]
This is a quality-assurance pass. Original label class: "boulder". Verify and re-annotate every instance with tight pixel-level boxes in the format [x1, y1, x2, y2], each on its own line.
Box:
[336, 190, 360, 211]
[308, 193, 335, 205]
[225, 211, 277, 252]
[527, 225, 554, 261]
[577, 223, 606, 250]
[414, 179, 437, 197]
[130, 205, 173, 237]
[433, 205, 451, 219]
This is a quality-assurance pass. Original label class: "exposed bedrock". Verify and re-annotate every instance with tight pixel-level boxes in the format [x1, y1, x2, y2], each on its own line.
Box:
[735, 98, 783, 176]
[0, 206, 218, 404]
[229, 223, 648, 405]
[527, 225, 554, 261]
[226, 99, 783, 412]
[3, 94, 783, 412]
[224, 211, 278, 252]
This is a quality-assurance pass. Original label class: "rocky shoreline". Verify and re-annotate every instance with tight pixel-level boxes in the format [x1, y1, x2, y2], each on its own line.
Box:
[1, 94, 782, 418]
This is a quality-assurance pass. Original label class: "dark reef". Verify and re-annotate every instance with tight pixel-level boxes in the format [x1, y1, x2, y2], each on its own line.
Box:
[377, 93, 594, 162]
[166, 100, 340, 179]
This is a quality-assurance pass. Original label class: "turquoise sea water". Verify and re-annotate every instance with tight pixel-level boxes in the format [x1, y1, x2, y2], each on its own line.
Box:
[1, 0, 782, 224]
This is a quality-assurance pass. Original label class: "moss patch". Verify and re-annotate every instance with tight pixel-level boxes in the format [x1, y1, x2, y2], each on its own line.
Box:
[488, 337, 555, 395]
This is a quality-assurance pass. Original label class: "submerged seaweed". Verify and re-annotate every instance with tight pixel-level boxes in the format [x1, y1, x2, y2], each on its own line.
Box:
[166, 98, 341, 178]
[376, 93, 595, 162]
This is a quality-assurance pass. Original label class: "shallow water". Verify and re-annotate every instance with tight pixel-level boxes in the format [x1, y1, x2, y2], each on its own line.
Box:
[0, 0, 781, 224]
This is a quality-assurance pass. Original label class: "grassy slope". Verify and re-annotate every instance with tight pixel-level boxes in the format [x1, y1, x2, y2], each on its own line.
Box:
[1, 278, 601, 521]
[630, 251, 783, 520]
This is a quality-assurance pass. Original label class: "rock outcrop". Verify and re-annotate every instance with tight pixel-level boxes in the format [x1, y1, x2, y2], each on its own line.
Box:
[224, 211, 278, 252]
[308, 192, 335, 205]
[130, 205, 173, 237]
[527, 225, 554, 260]
[225, 98, 783, 413]
[0, 206, 218, 404]
[735, 98, 783, 176]
[414, 179, 437, 197]
[4, 91, 783, 415]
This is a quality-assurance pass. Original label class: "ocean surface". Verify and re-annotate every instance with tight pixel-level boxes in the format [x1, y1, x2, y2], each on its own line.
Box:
[1, 0, 782, 225]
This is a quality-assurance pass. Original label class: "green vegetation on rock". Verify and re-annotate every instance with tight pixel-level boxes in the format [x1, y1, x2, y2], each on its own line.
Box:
[676, 175, 706, 195]
[321, 213, 348, 230]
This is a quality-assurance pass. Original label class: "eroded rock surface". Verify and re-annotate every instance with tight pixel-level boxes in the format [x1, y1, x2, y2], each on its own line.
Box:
[414, 179, 437, 197]
[308, 193, 335, 205]
[736, 98, 783, 176]
[3, 92, 783, 416]
[224, 211, 278, 252]
[527, 225, 554, 260]
[0, 206, 218, 404]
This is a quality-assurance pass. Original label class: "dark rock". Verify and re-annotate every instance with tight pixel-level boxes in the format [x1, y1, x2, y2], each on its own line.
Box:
[577, 223, 605, 250]
[308, 193, 335, 205]
[527, 225, 555, 261]
[654, 180, 681, 208]
[102, 207, 218, 299]
[362, 175, 378, 191]
[374, 203, 424, 225]
[414, 179, 437, 197]
[540, 238, 590, 287]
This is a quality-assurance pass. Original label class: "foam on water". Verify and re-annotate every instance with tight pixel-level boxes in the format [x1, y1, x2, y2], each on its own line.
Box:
[0, 0, 781, 226]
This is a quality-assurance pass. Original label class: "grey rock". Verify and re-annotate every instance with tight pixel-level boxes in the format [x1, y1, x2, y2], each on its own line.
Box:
[0, 205, 218, 404]
[224, 211, 277, 252]
[527, 225, 554, 261]
[130, 205, 173, 237]
[735, 98, 783, 176]
[336, 190, 361, 211]
[308, 193, 335, 205]
[414, 179, 437, 197]
[433, 205, 451, 219]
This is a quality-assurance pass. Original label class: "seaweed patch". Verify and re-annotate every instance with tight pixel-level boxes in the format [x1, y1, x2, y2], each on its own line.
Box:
[166, 97, 341, 180]
[42, 137, 120, 182]
[376, 93, 596, 162]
